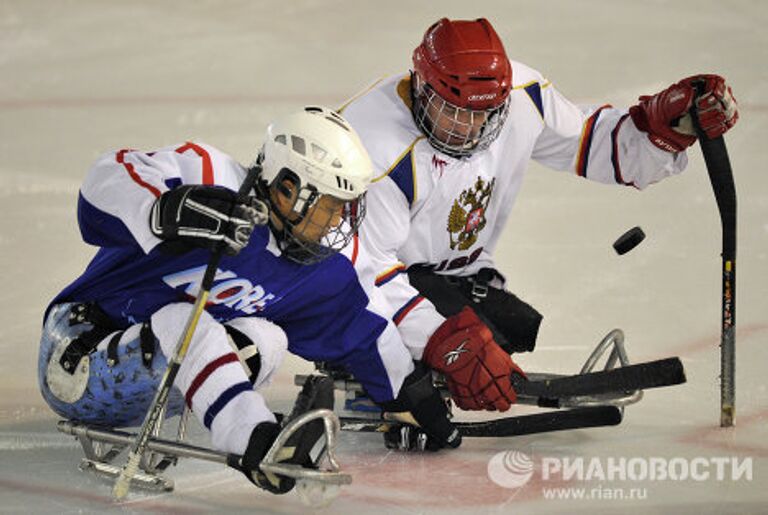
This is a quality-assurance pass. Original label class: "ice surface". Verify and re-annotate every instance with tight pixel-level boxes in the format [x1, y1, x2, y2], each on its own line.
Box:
[1, 1, 766, 513]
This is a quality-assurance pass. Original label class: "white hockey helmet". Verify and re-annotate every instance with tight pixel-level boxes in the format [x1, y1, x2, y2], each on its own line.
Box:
[256, 106, 373, 264]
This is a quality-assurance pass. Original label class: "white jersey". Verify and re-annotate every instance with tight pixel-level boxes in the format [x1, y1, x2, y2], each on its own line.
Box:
[341, 63, 688, 358]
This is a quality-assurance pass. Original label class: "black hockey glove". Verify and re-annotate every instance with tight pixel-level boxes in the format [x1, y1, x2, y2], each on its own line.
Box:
[378, 363, 462, 452]
[237, 421, 294, 494]
[149, 185, 268, 255]
[231, 376, 334, 494]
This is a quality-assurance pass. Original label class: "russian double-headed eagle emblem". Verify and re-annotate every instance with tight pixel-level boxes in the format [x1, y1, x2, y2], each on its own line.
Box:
[447, 176, 496, 250]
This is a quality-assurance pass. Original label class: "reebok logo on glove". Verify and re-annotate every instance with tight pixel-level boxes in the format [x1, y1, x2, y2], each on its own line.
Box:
[443, 339, 470, 366]
[423, 306, 525, 412]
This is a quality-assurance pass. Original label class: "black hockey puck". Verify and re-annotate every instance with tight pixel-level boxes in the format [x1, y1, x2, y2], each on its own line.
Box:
[613, 226, 645, 255]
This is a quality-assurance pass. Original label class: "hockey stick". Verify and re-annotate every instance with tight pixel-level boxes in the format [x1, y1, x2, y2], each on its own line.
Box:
[339, 405, 622, 438]
[112, 167, 262, 499]
[690, 81, 737, 427]
[513, 357, 686, 404]
[304, 357, 685, 409]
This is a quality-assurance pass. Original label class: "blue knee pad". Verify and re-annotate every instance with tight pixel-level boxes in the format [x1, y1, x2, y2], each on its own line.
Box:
[38, 303, 185, 427]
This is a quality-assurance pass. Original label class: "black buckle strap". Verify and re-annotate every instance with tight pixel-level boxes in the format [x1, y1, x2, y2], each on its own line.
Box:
[140, 322, 156, 368]
[59, 334, 101, 374]
[225, 325, 262, 384]
[68, 302, 117, 329]
[60, 303, 119, 374]
[59, 302, 150, 373]
[106, 331, 123, 367]
[469, 268, 497, 303]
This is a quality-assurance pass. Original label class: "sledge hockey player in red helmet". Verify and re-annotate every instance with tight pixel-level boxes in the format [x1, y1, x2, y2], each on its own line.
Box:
[411, 17, 512, 157]
[339, 18, 738, 417]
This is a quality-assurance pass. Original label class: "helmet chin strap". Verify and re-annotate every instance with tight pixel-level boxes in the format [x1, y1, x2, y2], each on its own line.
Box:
[263, 183, 338, 266]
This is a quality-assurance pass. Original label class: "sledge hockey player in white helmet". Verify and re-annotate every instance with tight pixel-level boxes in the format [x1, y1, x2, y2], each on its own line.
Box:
[38, 106, 460, 494]
[339, 18, 739, 414]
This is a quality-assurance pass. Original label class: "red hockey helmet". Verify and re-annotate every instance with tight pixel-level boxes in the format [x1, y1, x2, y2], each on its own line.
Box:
[413, 18, 512, 110]
[412, 18, 513, 156]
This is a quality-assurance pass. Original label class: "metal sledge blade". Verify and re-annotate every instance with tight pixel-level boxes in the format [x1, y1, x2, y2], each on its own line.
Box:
[59, 414, 352, 487]
[79, 459, 174, 492]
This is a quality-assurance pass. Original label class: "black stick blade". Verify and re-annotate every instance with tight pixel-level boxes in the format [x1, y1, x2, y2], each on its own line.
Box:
[517, 357, 686, 399]
[458, 406, 622, 438]
[339, 406, 622, 438]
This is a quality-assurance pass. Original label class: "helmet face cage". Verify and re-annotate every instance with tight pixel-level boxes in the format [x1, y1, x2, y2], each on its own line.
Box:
[264, 168, 367, 265]
[413, 80, 510, 158]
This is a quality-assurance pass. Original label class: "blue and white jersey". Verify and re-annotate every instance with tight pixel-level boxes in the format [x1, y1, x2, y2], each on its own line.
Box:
[47, 142, 413, 402]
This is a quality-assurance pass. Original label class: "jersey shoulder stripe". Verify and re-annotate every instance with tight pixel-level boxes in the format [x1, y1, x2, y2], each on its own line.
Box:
[116, 149, 161, 198]
[341, 74, 424, 207]
[175, 142, 215, 185]
[522, 81, 544, 119]
[372, 136, 424, 206]
[509, 60, 553, 121]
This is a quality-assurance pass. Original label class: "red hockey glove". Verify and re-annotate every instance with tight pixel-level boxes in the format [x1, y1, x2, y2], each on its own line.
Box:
[629, 74, 738, 153]
[422, 306, 525, 412]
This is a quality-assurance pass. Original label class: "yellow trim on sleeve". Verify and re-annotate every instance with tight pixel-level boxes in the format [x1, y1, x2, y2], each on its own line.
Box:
[512, 80, 550, 121]
[410, 140, 421, 203]
[513, 79, 534, 90]
[512, 79, 552, 90]
[376, 262, 407, 282]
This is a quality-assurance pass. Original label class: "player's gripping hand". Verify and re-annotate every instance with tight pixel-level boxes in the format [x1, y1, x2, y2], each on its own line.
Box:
[377, 364, 462, 451]
[150, 185, 267, 255]
[236, 421, 294, 494]
[422, 306, 525, 412]
[233, 376, 334, 494]
[629, 74, 738, 153]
